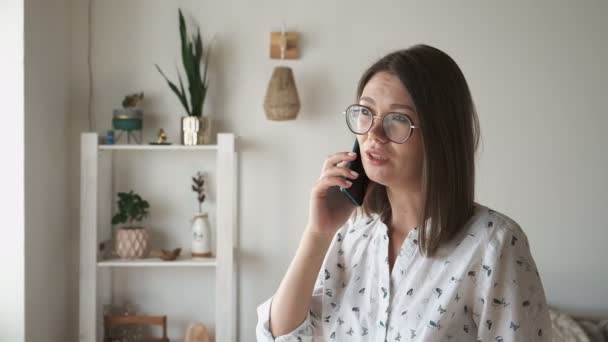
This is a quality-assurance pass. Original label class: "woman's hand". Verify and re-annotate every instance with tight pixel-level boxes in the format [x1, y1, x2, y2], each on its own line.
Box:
[306, 151, 359, 236]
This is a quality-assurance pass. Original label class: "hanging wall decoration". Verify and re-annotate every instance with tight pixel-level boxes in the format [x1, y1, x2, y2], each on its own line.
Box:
[264, 26, 301, 121]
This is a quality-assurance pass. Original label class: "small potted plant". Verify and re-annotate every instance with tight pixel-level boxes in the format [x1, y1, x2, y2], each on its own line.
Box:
[156, 9, 213, 145]
[112, 190, 150, 259]
[112, 92, 144, 144]
[190, 172, 211, 258]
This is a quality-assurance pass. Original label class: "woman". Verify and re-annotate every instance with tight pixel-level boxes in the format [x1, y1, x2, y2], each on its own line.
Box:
[256, 44, 552, 341]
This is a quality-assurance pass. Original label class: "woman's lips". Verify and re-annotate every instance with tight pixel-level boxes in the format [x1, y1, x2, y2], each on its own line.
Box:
[365, 148, 389, 165]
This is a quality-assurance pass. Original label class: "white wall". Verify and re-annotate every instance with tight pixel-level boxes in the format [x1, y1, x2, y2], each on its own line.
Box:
[0, 0, 24, 340]
[24, 0, 71, 340]
[69, 0, 608, 340]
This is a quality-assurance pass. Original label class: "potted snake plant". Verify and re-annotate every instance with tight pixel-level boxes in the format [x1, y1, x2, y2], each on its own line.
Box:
[155, 9, 213, 145]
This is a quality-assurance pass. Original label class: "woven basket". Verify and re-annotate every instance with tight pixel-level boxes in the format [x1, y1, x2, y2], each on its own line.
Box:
[264, 66, 300, 121]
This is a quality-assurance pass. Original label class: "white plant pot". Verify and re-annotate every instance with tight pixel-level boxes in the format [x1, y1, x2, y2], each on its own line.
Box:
[191, 212, 212, 258]
[181, 116, 213, 145]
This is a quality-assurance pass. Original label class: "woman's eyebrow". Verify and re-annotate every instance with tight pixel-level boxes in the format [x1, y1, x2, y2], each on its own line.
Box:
[390, 103, 416, 112]
[359, 96, 375, 104]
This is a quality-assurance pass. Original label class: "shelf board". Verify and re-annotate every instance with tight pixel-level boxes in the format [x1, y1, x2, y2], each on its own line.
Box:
[99, 144, 218, 151]
[97, 256, 217, 267]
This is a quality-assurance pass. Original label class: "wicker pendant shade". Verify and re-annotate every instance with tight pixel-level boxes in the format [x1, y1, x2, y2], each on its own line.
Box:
[264, 66, 300, 121]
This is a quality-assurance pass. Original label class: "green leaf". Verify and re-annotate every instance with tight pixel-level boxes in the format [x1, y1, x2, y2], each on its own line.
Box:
[195, 29, 202, 62]
[177, 70, 190, 115]
[112, 213, 127, 225]
[156, 64, 191, 116]
[176, 8, 206, 117]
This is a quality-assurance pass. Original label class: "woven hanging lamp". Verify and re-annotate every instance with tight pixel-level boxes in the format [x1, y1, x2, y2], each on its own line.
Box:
[264, 66, 300, 120]
[264, 28, 300, 121]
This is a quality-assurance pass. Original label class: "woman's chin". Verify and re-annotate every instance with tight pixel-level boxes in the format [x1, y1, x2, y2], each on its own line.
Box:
[366, 171, 393, 187]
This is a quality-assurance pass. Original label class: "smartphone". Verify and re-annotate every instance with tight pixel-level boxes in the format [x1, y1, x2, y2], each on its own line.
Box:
[339, 139, 369, 206]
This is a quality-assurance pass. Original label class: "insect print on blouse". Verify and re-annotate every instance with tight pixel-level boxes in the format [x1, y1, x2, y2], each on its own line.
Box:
[429, 320, 441, 329]
[493, 297, 509, 308]
[511, 235, 518, 246]
[437, 304, 447, 314]
[510, 321, 520, 331]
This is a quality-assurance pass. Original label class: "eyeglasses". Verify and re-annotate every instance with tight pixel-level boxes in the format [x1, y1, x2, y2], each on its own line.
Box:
[343, 104, 419, 144]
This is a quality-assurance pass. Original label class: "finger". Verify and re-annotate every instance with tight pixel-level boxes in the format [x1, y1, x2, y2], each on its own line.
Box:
[322, 151, 357, 171]
[320, 166, 359, 180]
[315, 175, 353, 193]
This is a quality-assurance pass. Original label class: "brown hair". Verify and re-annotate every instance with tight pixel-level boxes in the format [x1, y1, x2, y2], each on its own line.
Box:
[358, 44, 480, 257]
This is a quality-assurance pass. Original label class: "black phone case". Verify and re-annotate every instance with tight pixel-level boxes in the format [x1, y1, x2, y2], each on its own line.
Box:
[339, 140, 369, 206]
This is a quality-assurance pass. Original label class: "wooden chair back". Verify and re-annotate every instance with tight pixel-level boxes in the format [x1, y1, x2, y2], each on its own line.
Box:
[103, 315, 169, 342]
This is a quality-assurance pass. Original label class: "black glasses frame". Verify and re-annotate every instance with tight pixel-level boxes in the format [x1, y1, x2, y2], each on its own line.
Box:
[342, 104, 419, 144]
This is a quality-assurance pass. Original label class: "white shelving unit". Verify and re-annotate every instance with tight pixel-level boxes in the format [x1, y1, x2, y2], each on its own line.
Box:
[79, 132, 237, 342]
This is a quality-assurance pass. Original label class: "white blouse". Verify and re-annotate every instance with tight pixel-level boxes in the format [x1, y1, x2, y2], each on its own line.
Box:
[256, 204, 552, 341]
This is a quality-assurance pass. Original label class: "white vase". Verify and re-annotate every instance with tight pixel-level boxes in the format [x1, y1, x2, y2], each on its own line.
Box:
[191, 212, 212, 258]
[181, 116, 200, 146]
[181, 116, 213, 145]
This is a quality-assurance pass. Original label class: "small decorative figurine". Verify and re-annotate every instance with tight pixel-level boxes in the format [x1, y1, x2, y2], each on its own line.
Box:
[159, 248, 181, 261]
[185, 322, 210, 342]
[150, 128, 171, 145]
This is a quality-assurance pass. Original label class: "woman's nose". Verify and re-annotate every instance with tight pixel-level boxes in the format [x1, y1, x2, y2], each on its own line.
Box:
[367, 116, 388, 143]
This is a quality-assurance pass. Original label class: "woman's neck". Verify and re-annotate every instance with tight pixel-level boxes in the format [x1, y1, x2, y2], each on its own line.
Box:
[386, 184, 424, 236]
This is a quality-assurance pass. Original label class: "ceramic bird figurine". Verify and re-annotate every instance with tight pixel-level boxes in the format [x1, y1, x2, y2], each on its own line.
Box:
[159, 248, 181, 261]
[122, 92, 144, 108]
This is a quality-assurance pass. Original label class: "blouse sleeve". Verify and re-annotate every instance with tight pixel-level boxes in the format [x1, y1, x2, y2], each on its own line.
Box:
[473, 221, 552, 342]
[255, 286, 324, 342]
[255, 220, 350, 341]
